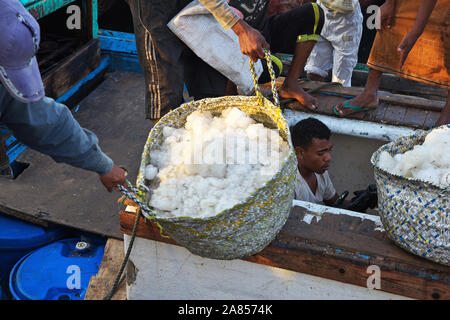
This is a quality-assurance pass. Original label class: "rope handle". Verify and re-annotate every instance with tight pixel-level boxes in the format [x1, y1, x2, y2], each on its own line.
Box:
[117, 177, 170, 235]
[117, 183, 153, 217]
[117, 182, 170, 238]
[249, 49, 280, 109]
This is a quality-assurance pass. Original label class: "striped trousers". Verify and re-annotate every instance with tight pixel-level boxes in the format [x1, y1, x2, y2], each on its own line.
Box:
[126, 0, 228, 120]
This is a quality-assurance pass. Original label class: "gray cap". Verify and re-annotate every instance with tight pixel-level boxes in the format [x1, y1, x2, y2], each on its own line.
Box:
[0, 0, 44, 103]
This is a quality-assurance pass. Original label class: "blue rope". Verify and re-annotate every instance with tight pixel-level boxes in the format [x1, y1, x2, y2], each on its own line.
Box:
[318, 92, 355, 99]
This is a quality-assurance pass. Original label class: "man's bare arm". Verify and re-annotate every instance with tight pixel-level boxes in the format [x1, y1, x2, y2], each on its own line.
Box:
[397, 0, 437, 69]
[410, 0, 437, 36]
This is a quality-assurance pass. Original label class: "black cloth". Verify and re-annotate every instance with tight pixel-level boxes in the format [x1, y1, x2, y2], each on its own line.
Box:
[258, 2, 325, 83]
[228, 0, 270, 29]
[228, 1, 325, 53]
[127, 0, 227, 120]
[127, 0, 189, 119]
[335, 185, 378, 213]
[261, 2, 325, 54]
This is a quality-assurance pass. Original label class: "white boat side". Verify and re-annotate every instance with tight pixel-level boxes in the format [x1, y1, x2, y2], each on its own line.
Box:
[123, 200, 411, 300]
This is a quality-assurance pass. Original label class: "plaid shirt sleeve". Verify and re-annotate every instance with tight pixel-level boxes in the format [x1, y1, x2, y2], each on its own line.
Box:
[198, 0, 241, 30]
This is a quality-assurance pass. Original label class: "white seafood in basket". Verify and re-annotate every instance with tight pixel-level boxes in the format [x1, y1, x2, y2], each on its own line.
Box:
[144, 107, 290, 219]
[378, 126, 450, 188]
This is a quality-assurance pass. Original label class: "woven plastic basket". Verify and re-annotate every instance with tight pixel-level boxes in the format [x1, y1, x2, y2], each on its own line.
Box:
[133, 53, 297, 260]
[371, 126, 449, 266]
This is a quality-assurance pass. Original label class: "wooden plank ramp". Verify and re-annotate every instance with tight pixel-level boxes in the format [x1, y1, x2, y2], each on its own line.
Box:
[85, 238, 127, 300]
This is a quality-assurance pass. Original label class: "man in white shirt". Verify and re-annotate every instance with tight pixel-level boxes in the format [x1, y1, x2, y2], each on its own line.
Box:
[292, 118, 378, 212]
[291, 117, 341, 206]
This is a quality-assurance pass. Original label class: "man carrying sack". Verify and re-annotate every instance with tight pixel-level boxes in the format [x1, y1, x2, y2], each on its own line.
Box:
[126, 0, 325, 120]
[0, 0, 127, 192]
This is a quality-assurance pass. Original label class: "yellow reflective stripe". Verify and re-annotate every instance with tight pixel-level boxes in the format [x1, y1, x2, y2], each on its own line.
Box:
[270, 54, 283, 75]
[296, 34, 320, 43]
[296, 4, 321, 44]
[312, 2, 320, 35]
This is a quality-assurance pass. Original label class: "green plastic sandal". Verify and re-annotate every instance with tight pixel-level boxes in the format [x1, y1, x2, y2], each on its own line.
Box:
[333, 100, 378, 117]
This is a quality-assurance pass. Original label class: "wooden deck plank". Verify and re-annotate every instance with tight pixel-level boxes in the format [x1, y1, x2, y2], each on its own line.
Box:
[279, 59, 447, 100]
[85, 238, 127, 300]
[267, 79, 444, 129]
[351, 69, 448, 101]
[383, 105, 408, 126]
[403, 107, 429, 128]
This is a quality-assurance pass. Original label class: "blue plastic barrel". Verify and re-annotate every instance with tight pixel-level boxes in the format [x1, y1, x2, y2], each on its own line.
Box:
[0, 213, 66, 297]
[9, 238, 105, 300]
[0, 285, 6, 300]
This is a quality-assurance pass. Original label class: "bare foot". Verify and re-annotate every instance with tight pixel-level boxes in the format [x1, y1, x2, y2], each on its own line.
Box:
[279, 81, 318, 111]
[307, 73, 324, 82]
[334, 92, 379, 116]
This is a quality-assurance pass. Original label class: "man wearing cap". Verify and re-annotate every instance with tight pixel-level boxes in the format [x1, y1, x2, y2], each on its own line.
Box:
[0, 0, 127, 192]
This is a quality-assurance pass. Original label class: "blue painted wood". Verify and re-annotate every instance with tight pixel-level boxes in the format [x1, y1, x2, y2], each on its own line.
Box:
[99, 29, 138, 55]
[6, 142, 27, 164]
[99, 29, 137, 42]
[99, 29, 142, 73]
[81, 0, 98, 38]
[1, 126, 27, 163]
[22, 0, 77, 19]
[19, 0, 40, 6]
[57, 56, 110, 103]
[91, 0, 98, 38]
[106, 53, 142, 74]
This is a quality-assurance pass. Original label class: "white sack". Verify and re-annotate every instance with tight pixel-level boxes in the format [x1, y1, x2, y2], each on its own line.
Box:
[168, 0, 263, 95]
